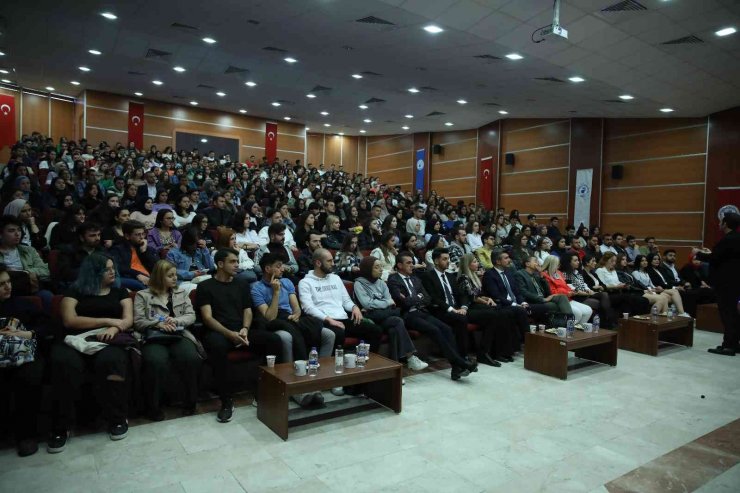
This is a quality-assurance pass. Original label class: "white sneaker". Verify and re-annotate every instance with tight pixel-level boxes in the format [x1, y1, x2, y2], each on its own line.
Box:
[402, 378, 406, 386]
[331, 387, 345, 396]
[678, 312, 692, 318]
[407, 355, 428, 371]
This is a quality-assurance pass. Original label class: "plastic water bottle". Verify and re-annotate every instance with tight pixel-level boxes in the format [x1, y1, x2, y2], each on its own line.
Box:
[667, 304, 675, 320]
[566, 318, 574, 338]
[334, 347, 344, 374]
[592, 314, 600, 333]
[357, 340, 367, 368]
[308, 347, 319, 376]
[651, 305, 659, 324]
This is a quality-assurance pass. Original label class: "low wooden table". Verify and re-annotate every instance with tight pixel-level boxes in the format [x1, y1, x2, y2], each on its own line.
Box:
[524, 329, 618, 380]
[617, 315, 694, 356]
[257, 353, 402, 440]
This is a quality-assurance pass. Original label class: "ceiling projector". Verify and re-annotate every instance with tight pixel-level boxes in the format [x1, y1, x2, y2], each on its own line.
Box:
[533, 0, 569, 42]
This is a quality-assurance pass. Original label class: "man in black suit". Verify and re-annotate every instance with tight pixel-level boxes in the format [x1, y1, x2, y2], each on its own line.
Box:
[388, 251, 476, 380]
[696, 213, 740, 356]
[482, 250, 530, 342]
[515, 255, 573, 323]
[204, 193, 233, 228]
[136, 170, 160, 201]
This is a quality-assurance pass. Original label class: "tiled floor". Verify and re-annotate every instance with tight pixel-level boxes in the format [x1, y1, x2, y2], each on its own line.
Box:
[1, 329, 738, 492]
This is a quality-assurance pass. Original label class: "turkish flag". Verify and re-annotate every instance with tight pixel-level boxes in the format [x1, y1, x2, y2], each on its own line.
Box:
[478, 157, 494, 209]
[265, 122, 277, 162]
[0, 94, 17, 149]
[128, 102, 144, 150]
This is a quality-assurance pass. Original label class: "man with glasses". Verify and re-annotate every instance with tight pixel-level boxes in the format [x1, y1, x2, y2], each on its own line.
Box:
[110, 220, 157, 290]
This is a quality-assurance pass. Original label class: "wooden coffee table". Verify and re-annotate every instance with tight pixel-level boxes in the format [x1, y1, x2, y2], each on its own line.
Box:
[257, 353, 402, 440]
[524, 329, 618, 380]
[617, 315, 694, 356]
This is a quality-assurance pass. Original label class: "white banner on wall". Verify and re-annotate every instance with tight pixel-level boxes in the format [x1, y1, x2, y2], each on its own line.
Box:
[574, 168, 593, 229]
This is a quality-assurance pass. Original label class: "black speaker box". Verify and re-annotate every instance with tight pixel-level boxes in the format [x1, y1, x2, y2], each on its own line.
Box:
[505, 153, 515, 165]
[611, 164, 624, 179]
[432, 144, 443, 155]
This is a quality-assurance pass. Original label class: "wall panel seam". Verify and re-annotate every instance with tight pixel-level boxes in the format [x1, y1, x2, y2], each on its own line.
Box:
[606, 123, 706, 141]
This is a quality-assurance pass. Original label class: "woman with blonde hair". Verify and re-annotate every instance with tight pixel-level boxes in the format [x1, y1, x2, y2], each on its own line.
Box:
[321, 214, 345, 250]
[134, 260, 202, 421]
[540, 255, 593, 324]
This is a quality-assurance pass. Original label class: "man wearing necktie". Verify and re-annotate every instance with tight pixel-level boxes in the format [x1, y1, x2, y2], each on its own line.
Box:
[482, 250, 530, 345]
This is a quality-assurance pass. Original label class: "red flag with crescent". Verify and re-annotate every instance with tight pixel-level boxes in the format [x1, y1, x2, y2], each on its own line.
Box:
[128, 102, 144, 150]
[265, 122, 277, 162]
[0, 94, 17, 149]
[478, 157, 494, 209]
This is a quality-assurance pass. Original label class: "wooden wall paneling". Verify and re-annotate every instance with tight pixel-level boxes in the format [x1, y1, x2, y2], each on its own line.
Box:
[568, 118, 603, 227]
[366, 135, 412, 157]
[86, 106, 128, 131]
[372, 169, 413, 187]
[604, 124, 707, 163]
[431, 129, 477, 145]
[357, 136, 367, 175]
[601, 185, 704, 213]
[277, 133, 306, 153]
[324, 135, 342, 166]
[85, 128, 127, 147]
[431, 140, 478, 162]
[341, 136, 359, 173]
[430, 131, 478, 203]
[501, 168, 570, 194]
[431, 179, 476, 201]
[477, 120, 501, 209]
[605, 117, 706, 138]
[600, 213, 704, 241]
[502, 120, 570, 152]
[367, 152, 415, 172]
[602, 155, 706, 188]
[50, 99, 75, 141]
[705, 106, 740, 246]
[306, 133, 324, 165]
[499, 191, 568, 216]
[498, 145, 570, 173]
[21, 92, 49, 136]
[429, 160, 477, 181]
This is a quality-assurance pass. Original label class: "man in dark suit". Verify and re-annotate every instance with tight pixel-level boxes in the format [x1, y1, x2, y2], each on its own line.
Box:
[515, 255, 573, 322]
[420, 248, 477, 366]
[136, 170, 160, 202]
[204, 193, 233, 228]
[696, 213, 740, 356]
[482, 250, 529, 341]
[389, 251, 476, 380]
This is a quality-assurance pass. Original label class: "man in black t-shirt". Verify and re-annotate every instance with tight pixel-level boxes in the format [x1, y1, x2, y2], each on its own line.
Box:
[196, 248, 281, 423]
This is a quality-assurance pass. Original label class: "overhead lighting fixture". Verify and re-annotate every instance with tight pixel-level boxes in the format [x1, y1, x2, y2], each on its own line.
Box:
[284, 116, 292, 121]
[660, 108, 674, 113]
[402, 125, 410, 130]
[239, 109, 247, 114]
[216, 91, 226, 97]
[271, 102, 281, 107]
[1, 79, 11, 84]
[305, 127, 310, 131]
[338, 132, 344, 136]
[499, 110, 508, 115]
[78, 66, 90, 72]
[423, 25, 444, 34]
[152, 80, 163, 85]
[324, 123, 331, 127]
[245, 81, 257, 87]
[0, 69, 8, 74]
[505, 53, 523, 60]
[320, 111, 329, 116]
[363, 119, 372, 123]
[0, 51, 5, 56]
[715, 27, 736, 37]
[202, 37, 217, 44]
[457, 99, 467, 105]
[405, 114, 414, 119]
[619, 94, 634, 100]
[408, 87, 420, 93]
[444, 122, 454, 126]
[100, 12, 117, 20]
[360, 130, 366, 134]
[190, 101, 198, 106]
[200, 138, 208, 143]
[173, 66, 186, 72]
[45, 86, 55, 92]
[88, 49, 102, 55]
[306, 93, 316, 98]
[351, 74, 363, 79]
[358, 104, 368, 109]
[284, 57, 298, 63]
[569, 76, 585, 83]
[134, 92, 143, 96]
[70, 81, 80, 86]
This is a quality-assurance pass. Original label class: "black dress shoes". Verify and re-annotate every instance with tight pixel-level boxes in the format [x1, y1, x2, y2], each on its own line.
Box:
[451, 366, 471, 380]
[708, 346, 736, 356]
[496, 355, 514, 363]
[477, 353, 501, 367]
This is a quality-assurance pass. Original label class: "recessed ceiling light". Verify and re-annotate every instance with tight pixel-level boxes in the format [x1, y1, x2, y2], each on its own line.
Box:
[78, 66, 90, 72]
[200, 138, 208, 143]
[100, 12, 117, 20]
[423, 25, 444, 34]
[284, 57, 298, 63]
[305, 127, 310, 131]
[70, 81, 80, 86]
[715, 27, 736, 37]
[457, 99, 467, 105]
[202, 37, 217, 44]
[0, 51, 5, 56]
[358, 104, 368, 109]
[239, 109, 247, 114]
[173, 66, 186, 72]
[339, 132, 344, 136]
[402, 125, 410, 130]
[660, 108, 674, 113]
[619, 94, 634, 100]
[505, 53, 523, 60]
[190, 101, 198, 106]
[405, 114, 414, 119]
[245, 81, 257, 87]
[444, 122, 454, 126]
[363, 119, 372, 123]
[45, 86, 55, 91]
[320, 111, 329, 116]
[284, 116, 291, 120]
[1, 79, 11, 83]
[306, 93, 316, 98]
[499, 110, 508, 115]
[360, 130, 366, 134]
[408, 87, 420, 93]
[351, 74, 363, 79]
[134, 92, 143, 96]
[0, 70, 8, 75]
[271, 102, 281, 107]
[216, 91, 226, 97]
[324, 123, 331, 127]
[88, 49, 102, 55]
[152, 80, 163, 85]
[569, 76, 585, 83]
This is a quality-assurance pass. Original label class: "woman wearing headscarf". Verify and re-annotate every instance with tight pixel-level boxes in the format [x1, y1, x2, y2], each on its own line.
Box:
[3, 199, 46, 249]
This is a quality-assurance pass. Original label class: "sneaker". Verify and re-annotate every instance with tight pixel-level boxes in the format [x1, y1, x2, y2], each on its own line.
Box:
[311, 392, 325, 406]
[217, 399, 234, 423]
[678, 312, 692, 318]
[402, 378, 406, 386]
[47, 430, 69, 454]
[109, 422, 128, 441]
[407, 355, 428, 371]
[17, 439, 38, 457]
[330, 387, 345, 396]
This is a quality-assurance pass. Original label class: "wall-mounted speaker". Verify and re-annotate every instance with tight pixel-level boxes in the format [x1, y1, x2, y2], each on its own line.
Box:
[611, 164, 624, 180]
[505, 152, 515, 165]
[432, 144, 443, 155]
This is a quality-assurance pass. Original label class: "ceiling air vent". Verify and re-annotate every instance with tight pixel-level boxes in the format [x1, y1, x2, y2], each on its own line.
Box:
[355, 16, 395, 26]
[310, 85, 332, 92]
[603, 99, 626, 103]
[384, 120, 396, 123]
[601, 0, 647, 12]
[247, 19, 260, 25]
[534, 77, 566, 83]
[426, 111, 445, 117]
[127, 71, 146, 76]
[419, 86, 438, 91]
[483, 102, 501, 106]
[364, 97, 386, 104]
[171, 22, 199, 31]
[262, 46, 288, 53]
[197, 84, 216, 89]
[172, 95, 186, 99]
[360, 71, 383, 77]
[474, 54, 501, 61]
[661, 35, 703, 45]
[224, 65, 249, 74]
[145, 48, 172, 60]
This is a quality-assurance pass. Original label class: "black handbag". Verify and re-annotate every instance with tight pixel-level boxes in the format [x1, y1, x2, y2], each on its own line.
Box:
[145, 327, 183, 344]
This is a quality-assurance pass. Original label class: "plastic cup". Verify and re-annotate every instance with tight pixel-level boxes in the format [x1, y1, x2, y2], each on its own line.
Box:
[529, 325, 537, 334]
[266, 355, 276, 368]
[623, 312, 629, 319]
